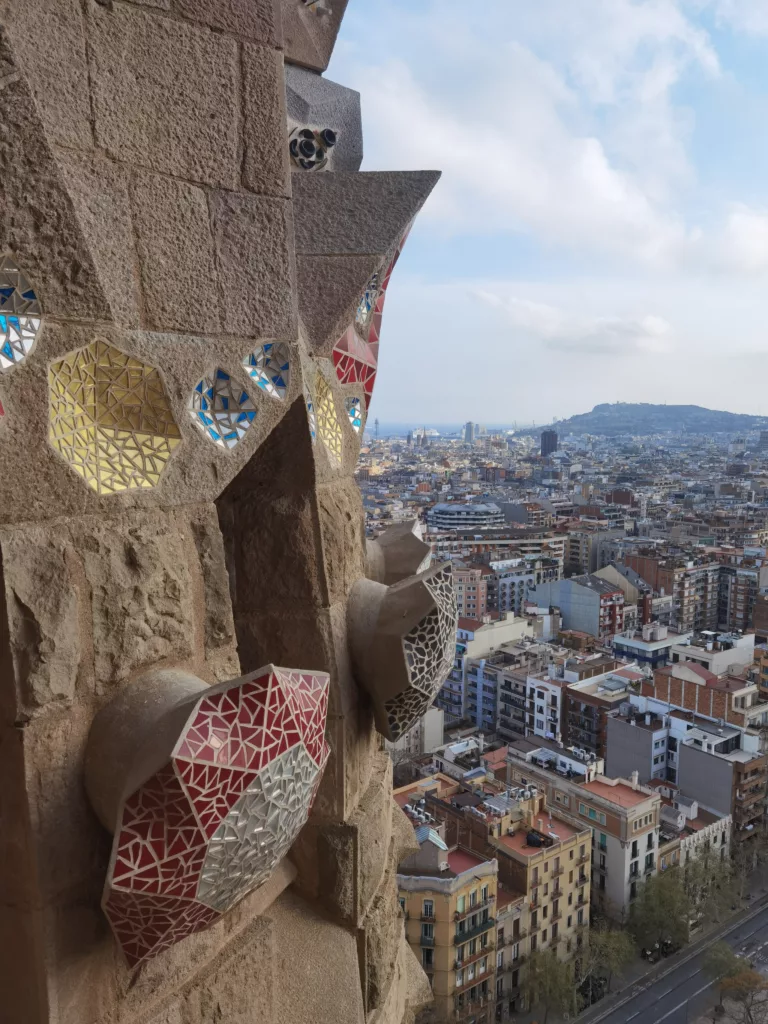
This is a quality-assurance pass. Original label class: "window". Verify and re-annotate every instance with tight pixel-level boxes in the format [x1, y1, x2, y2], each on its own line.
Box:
[456, 970, 463, 987]
[497, 951, 503, 969]
[512, 943, 520, 962]
[579, 803, 587, 816]
[552, 923, 559, 940]
[481, 885, 489, 902]
[422, 948, 434, 968]
[496, 978, 504, 998]
[647, 833, 654, 851]
[567, 915, 572, 928]
[457, 895, 466, 914]
[568, 893, 573, 906]
[399, 898, 406, 913]
[421, 923, 433, 940]
[599, 832, 607, 851]
[469, 939, 477, 955]
[480, 957, 487, 975]
[423, 899, 434, 919]
[470, 889, 478, 907]
[577, 909, 584, 925]
[631, 840, 638, 858]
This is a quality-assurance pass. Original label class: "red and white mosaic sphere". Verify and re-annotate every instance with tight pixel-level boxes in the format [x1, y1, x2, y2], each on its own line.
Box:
[103, 666, 330, 967]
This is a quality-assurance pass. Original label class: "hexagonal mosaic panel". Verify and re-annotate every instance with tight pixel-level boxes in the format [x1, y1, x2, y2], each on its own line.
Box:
[103, 666, 330, 967]
[48, 340, 181, 495]
[0, 254, 41, 371]
[189, 369, 256, 449]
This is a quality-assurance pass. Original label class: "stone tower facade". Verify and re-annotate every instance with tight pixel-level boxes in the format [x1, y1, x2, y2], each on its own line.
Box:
[0, 2, 450, 1022]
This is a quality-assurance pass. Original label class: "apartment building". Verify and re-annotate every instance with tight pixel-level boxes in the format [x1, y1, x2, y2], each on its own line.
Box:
[429, 529, 566, 571]
[398, 826, 498, 1024]
[528, 575, 625, 642]
[502, 503, 555, 530]
[436, 615, 530, 724]
[454, 564, 492, 618]
[504, 748, 660, 922]
[564, 669, 640, 758]
[668, 630, 756, 676]
[613, 623, 693, 669]
[755, 643, 768, 701]
[566, 526, 625, 576]
[623, 553, 721, 633]
[427, 503, 506, 531]
[398, 773, 592, 978]
[606, 698, 767, 845]
[495, 889, 527, 1021]
[641, 659, 768, 731]
[485, 556, 562, 616]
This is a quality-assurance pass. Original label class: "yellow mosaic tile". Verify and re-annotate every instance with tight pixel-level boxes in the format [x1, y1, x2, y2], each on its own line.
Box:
[49, 340, 181, 495]
[315, 372, 343, 466]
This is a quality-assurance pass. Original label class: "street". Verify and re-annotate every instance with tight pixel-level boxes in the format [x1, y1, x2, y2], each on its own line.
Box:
[588, 902, 768, 1024]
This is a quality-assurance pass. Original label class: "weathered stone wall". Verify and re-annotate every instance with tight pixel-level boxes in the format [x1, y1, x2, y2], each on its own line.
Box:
[0, 0, 438, 1021]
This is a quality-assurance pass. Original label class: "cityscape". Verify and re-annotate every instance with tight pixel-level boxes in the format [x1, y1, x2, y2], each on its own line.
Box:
[362, 415, 768, 1024]
[5, 3, 768, 1024]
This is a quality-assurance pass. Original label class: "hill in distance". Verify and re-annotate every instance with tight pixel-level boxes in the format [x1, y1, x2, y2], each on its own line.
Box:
[542, 403, 768, 437]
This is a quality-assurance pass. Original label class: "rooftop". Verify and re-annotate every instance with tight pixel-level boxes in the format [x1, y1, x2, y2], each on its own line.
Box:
[447, 848, 488, 874]
[581, 779, 652, 808]
[497, 816, 583, 859]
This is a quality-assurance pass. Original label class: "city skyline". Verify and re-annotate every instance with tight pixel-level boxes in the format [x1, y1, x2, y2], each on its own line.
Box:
[331, 1, 768, 424]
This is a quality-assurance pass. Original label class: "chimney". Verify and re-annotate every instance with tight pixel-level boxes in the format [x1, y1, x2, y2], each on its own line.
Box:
[538, 818, 544, 832]
[630, 770, 639, 790]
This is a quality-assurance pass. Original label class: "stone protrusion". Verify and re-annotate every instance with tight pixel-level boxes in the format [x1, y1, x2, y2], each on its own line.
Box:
[347, 562, 458, 742]
[285, 65, 363, 173]
[365, 520, 432, 586]
[85, 664, 331, 966]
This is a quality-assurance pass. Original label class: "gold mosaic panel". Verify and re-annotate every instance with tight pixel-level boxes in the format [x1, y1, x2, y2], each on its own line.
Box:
[49, 340, 181, 494]
[315, 372, 343, 465]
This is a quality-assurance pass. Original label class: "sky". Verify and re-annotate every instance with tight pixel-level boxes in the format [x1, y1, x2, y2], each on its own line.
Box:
[328, 0, 768, 426]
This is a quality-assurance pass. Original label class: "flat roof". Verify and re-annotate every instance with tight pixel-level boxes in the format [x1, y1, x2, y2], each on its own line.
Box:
[447, 849, 488, 874]
[581, 779, 651, 808]
[498, 817, 582, 859]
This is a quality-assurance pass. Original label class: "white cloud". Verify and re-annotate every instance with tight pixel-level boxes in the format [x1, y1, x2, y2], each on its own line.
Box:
[706, 0, 768, 35]
[720, 203, 768, 271]
[473, 291, 675, 355]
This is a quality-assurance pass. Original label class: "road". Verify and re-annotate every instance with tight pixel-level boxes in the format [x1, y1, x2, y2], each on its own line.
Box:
[590, 901, 768, 1024]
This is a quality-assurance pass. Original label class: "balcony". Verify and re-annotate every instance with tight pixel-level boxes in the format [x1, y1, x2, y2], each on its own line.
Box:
[551, 885, 563, 898]
[551, 909, 563, 923]
[577, 852, 589, 866]
[507, 929, 527, 942]
[455, 918, 496, 945]
[421, 913, 436, 923]
[578, 875, 588, 886]
[455, 947, 493, 971]
[421, 936, 435, 947]
[552, 864, 564, 877]
[455, 897, 495, 921]
[455, 971, 491, 996]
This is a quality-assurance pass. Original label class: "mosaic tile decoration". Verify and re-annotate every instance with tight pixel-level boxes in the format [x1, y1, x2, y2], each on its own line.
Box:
[355, 271, 379, 331]
[189, 370, 256, 449]
[289, 126, 338, 171]
[49, 341, 181, 495]
[306, 394, 317, 444]
[332, 227, 410, 401]
[345, 396, 363, 434]
[385, 566, 458, 740]
[315, 373, 343, 465]
[0, 255, 41, 371]
[103, 666, 331, 967]
[243, 343, 290, 400]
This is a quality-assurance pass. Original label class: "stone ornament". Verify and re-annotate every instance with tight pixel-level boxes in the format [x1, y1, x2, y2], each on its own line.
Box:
[366, 519, 432, 586]
[244, 342, 291, 400]
[285, 65, 363, 174]
[0, 254, 41, 371]
[289, 126, 338, 170]
[315, 371, 343, 464]
[332, 227, 410, 404]
[347, 562, 457, 741]
[48, 340, 181, 494]
[85, 666, 330, 967]
[189, 369, 257, 449]
[345, 396, 363, 433]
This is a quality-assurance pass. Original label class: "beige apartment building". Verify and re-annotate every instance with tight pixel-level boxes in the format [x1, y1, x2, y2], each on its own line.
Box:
[505, 747, 661, 922]
[395, 772, 591, 1021]
[398, 825, 498, 1024]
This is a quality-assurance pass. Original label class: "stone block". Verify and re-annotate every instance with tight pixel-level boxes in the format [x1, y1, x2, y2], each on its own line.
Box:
[360, 864, 402, 1014]
[297, 255, 381, 354]
[0, 529, 83, 714]
[78, 514, 198, 690]
[173, 0, 279, 47]
[270, 889, 365, 1024]
[280, 0, 350, 73]
[285, 65, 363, 173]
[316, 476, 366, 604]
[209, 191, 297, 338]
[0, 48, 110, 322]
[188, 506, 240, 681]
[242, 44, 292, 197]
[293, 171, 441, 256]
[54, 148, 142, 328]
[130, 171, 221, 333]
[88, 3, 239, 188]
[1, 0, 92, 150]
